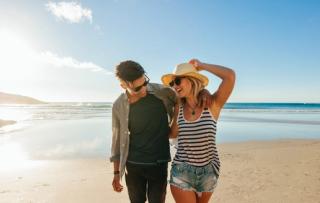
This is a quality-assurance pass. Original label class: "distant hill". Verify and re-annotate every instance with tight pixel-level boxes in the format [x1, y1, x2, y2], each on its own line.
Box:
[0, 92, 46, 104]
[0, 119, 16, 127]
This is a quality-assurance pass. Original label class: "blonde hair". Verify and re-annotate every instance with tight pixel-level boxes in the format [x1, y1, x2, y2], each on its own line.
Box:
[181, 76, 205, 104]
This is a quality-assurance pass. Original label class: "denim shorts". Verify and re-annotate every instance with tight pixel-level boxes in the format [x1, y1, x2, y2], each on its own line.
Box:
[169, 162, 219, 193]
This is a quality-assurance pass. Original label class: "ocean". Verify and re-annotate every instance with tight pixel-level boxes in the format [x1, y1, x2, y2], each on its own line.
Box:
[0, 103, 319, 159]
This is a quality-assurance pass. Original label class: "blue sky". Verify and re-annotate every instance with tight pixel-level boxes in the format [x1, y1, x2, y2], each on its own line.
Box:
[0, 0, 319, 102]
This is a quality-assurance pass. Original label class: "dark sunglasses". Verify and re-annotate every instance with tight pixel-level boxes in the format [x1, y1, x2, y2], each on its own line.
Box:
[169, 77, 185, 87]
[132, 75, 150, 92]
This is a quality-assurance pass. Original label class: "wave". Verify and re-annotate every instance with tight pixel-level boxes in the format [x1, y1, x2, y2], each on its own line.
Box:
[220, 115, 320, 126]
[222, 109, 320, 113]
[0, 103, 112, 122]
[224, 102, 320, 111]
[1, 102, 320, 123]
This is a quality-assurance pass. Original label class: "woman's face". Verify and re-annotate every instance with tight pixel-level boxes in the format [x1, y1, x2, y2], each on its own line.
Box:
[171, 77, 192, 98]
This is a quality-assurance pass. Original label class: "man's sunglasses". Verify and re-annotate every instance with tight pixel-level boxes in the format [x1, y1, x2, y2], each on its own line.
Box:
[131, 75, 150, 92]
[169, 77, 185, 87]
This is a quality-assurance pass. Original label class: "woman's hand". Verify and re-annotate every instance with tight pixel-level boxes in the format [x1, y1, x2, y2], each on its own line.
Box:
[189, 59, 203, 71]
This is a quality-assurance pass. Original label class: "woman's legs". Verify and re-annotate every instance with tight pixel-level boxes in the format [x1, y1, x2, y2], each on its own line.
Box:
[170, 185, 197, 203]
[171, 185, 214, 203]
[196, 192, 213, 203]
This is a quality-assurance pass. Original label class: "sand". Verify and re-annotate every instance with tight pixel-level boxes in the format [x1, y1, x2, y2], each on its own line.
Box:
[0, 139, 319, 203]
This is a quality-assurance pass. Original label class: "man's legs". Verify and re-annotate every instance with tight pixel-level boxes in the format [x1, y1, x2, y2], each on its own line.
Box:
[146, 163, 168, 203]
[125, 163, 147, 203]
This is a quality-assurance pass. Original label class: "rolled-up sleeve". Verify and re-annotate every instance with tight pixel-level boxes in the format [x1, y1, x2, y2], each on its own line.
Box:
[110, 103, 120, 162]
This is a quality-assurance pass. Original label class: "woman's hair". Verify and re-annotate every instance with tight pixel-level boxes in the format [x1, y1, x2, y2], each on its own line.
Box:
[115, 60, 145, 82]
[181, 76, 205, 104]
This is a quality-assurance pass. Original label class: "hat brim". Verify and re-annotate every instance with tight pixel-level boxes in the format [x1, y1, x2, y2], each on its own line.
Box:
[161, 72, 208, 87]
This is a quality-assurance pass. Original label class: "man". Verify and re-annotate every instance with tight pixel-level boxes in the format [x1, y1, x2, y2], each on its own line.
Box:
[110, 60, 177, 203]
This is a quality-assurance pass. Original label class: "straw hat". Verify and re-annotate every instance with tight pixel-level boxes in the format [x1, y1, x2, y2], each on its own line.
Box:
[161, 63, 208, 87]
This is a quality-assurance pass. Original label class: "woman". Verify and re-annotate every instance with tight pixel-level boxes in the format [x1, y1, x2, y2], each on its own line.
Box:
[161, 59, 235, 203]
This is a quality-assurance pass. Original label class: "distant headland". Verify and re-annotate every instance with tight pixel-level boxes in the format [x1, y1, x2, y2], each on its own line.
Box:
[0, 119, 16, 128]
[0, 92, 46, 104]
[0, 92, 46, 128]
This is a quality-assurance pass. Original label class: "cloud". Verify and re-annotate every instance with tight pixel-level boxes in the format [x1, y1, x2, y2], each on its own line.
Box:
[40, 51, 112, 75]
[0, 30, 120, 102]
[45, 1, 93, 23]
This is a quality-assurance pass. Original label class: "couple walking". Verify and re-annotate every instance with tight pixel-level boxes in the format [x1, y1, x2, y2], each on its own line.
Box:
[110, 59, 235, 203]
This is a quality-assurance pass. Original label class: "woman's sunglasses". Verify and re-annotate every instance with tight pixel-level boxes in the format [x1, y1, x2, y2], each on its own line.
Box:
[131, 75, 150, 92]
[169, 77, 184, 87]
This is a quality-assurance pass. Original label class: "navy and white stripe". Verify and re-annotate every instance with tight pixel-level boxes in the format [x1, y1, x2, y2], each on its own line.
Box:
[173, 105, 220, 175]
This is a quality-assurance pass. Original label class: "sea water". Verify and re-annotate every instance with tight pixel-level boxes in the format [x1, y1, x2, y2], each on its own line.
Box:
[0, 103, 319, 159]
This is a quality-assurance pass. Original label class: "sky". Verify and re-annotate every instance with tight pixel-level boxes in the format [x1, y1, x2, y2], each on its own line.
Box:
[0, 0, 319, 103]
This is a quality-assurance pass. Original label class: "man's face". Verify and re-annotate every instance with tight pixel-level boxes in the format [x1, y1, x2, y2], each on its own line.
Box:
[123, 75, 149, 97]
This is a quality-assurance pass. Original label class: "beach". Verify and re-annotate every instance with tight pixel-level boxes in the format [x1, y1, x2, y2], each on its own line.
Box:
[1, 139, 319, 203]
[1, 1, 320, 202]
[1, 103, 320, 202]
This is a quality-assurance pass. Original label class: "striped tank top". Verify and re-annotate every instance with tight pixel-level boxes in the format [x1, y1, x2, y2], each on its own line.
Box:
[173, 105, 220, 175]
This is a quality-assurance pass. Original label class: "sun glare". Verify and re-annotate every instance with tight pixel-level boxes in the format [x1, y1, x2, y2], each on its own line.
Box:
[0, 142, 38, 171]
[0, 30, 39, 82]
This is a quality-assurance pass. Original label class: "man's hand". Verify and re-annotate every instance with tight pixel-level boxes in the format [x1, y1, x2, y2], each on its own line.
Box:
[112, 174, 123, 192]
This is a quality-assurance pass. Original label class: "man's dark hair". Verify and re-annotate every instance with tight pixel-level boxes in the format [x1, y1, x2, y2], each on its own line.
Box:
[115, 60, 145, 82]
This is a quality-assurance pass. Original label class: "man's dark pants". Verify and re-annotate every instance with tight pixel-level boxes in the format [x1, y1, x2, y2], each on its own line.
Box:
[125, 162, 168, 203]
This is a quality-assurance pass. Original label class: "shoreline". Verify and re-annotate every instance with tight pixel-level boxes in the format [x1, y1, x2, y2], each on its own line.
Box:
[0, 139, 319, 202]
